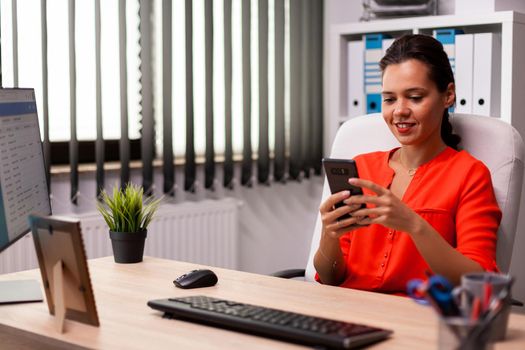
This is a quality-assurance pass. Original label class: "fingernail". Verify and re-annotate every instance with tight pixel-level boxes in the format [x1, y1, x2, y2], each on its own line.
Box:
[348, 178, 357, 184]
[341, 190, 350, 197]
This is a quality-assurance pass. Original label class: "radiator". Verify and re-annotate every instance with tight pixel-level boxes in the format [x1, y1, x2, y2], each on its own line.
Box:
[0, 234, 38, 275]
[0, 198, 240, 274]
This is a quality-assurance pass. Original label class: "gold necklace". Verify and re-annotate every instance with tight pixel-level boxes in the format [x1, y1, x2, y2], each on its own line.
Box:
[399, 150, 418, 177]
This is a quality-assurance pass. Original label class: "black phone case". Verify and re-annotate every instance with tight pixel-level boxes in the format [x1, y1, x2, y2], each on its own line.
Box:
[322, 158, 365, 220]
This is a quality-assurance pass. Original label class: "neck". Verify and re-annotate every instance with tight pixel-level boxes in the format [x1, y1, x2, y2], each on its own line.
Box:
[399, 142, 447, 170]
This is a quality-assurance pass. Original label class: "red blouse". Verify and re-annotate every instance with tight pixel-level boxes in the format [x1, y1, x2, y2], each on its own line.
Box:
[317, 147, 501, 294]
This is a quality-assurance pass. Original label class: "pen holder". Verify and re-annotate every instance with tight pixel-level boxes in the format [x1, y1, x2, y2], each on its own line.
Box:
[452, 272, 513, 341]
[438, 317, 494, 350]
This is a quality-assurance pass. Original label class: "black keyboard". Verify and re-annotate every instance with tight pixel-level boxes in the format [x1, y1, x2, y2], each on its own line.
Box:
[148, 295, 393, 349]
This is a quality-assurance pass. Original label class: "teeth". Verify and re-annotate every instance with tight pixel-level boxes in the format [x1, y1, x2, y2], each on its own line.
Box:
[396, 123, 411, 128]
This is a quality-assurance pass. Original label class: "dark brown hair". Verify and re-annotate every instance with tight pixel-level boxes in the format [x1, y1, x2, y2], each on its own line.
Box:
[379, 34, 461, 150]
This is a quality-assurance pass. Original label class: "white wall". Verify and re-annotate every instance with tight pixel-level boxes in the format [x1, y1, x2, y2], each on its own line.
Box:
[324, 0, 525, 311]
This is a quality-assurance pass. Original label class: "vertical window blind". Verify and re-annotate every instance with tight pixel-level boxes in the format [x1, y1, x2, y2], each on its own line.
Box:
[139, 0, 155, 196]
[0, 0, 323, 203]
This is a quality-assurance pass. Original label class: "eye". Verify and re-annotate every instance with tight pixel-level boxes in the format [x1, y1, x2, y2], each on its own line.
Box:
[382, 97, 395, 103]
[409, 96, 423, 102]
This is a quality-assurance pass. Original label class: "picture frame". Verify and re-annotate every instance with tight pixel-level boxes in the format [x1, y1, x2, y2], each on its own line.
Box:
[29, 215, 99, 332]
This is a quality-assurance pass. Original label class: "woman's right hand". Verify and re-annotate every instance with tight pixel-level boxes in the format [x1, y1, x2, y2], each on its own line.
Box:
[319, 190, 367, 239]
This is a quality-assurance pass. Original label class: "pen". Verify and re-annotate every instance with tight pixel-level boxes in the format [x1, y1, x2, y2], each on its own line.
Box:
[470, 297, 482, 321]
[462, 293, 506, 348]
[479, 288, 508, 320]
[482, 277, 492, 312]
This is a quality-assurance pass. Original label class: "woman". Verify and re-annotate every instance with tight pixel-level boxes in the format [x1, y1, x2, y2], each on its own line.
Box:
[314, 34, 501, 293]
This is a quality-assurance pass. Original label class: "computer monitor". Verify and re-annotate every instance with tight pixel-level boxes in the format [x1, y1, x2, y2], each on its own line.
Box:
[0, 88, 52, 303]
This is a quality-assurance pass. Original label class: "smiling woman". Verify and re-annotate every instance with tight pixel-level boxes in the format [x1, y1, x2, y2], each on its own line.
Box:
[381, 58, 454, 184]
[314, 34, 502, 292]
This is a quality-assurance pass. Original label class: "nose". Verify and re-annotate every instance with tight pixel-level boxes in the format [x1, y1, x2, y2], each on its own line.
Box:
[393, 100, 411, 117]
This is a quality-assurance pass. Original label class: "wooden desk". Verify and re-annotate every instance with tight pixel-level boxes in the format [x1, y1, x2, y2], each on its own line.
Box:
[1, 256, 524, 349]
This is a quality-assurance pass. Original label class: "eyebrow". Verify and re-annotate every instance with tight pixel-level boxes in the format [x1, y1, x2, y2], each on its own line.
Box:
[382, 88, 427, 95]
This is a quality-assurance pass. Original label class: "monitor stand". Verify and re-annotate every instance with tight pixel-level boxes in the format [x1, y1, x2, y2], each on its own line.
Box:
[0, 279, 43, 304]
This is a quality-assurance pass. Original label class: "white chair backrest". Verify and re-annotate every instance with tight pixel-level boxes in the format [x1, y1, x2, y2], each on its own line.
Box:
[304, 113, 525, 281]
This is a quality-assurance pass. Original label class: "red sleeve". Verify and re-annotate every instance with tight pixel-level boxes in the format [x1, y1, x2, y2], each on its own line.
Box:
[455, 161, 501, 272]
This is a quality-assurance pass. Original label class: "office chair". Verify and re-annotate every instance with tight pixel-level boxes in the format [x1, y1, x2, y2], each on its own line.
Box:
[274, 113, 525, 280]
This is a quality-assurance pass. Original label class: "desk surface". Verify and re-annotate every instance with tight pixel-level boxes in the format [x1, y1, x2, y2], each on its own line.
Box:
[1, 256, 524, 349]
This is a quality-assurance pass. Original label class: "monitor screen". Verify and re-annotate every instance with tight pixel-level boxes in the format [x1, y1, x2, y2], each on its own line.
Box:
[0, 88, 51, 253]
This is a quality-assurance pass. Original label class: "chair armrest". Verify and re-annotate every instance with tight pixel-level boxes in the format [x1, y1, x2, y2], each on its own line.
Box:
[271, 269, 306, 279]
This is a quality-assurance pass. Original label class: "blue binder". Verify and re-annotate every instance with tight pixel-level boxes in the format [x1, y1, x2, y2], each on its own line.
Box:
[364, 34, 386, 114]
[433, 29, 462, 74]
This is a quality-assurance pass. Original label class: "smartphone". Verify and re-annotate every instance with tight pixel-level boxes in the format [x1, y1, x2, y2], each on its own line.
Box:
[322, 158, 365, 220]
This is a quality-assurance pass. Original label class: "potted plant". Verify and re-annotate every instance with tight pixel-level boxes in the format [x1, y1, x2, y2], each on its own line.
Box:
[97, 183, 161, 263]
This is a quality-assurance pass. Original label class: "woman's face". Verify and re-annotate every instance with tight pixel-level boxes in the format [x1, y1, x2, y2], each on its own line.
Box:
[381, 59, 454, 149]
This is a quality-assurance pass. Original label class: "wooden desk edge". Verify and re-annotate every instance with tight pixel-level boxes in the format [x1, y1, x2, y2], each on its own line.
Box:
[0, 322, 88, 350]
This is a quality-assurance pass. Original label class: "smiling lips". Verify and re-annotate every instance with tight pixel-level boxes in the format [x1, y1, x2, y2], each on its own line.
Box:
[395, 122, 416, 133]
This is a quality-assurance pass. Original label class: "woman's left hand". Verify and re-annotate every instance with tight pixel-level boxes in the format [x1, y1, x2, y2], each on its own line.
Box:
[344, 178, 424, 234]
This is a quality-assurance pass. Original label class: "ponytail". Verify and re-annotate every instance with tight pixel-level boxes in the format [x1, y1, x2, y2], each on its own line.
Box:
[441, 110, 461, 150]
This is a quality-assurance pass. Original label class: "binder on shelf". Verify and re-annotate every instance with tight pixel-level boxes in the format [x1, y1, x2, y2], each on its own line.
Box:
[454, 34, 474, 114]
[433, 29, 462, 74]
[472, 32, 501, 117]
[382, 38, 395, 57]
[364, 34, 386, 114]
[348, 40, 365, 118]
[433, 29, 462, 113]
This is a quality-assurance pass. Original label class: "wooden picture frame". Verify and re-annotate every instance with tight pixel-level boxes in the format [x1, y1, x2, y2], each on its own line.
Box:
[29, 215, 99, 332]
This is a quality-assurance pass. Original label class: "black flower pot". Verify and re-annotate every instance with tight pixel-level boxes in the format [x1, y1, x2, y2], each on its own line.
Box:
[109, 230, 147, 263]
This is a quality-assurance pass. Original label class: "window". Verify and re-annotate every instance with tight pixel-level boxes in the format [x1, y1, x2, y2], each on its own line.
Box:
[0, 0, 324, 198]
[0, 0, 141, 162]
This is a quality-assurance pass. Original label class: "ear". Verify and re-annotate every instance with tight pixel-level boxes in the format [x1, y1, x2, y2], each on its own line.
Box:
[444, 82, 455, 108]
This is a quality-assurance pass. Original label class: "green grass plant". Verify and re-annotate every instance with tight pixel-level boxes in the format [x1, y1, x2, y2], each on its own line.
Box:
[97, 183, 162, 233]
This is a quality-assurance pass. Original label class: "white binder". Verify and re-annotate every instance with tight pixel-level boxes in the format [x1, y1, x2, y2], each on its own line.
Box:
[382, 38, 395, 57]
[472, 33, 501, 117]
[454, 34, 474, 114]
[382, 38, 396, 56]
[347, 40, 365, 118]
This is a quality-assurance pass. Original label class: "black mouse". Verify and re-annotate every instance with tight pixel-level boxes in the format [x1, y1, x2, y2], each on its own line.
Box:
[173, 269, 218, 289]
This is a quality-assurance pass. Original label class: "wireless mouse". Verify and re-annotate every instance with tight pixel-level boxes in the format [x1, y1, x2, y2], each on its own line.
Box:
[173, 269, 218, 289]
